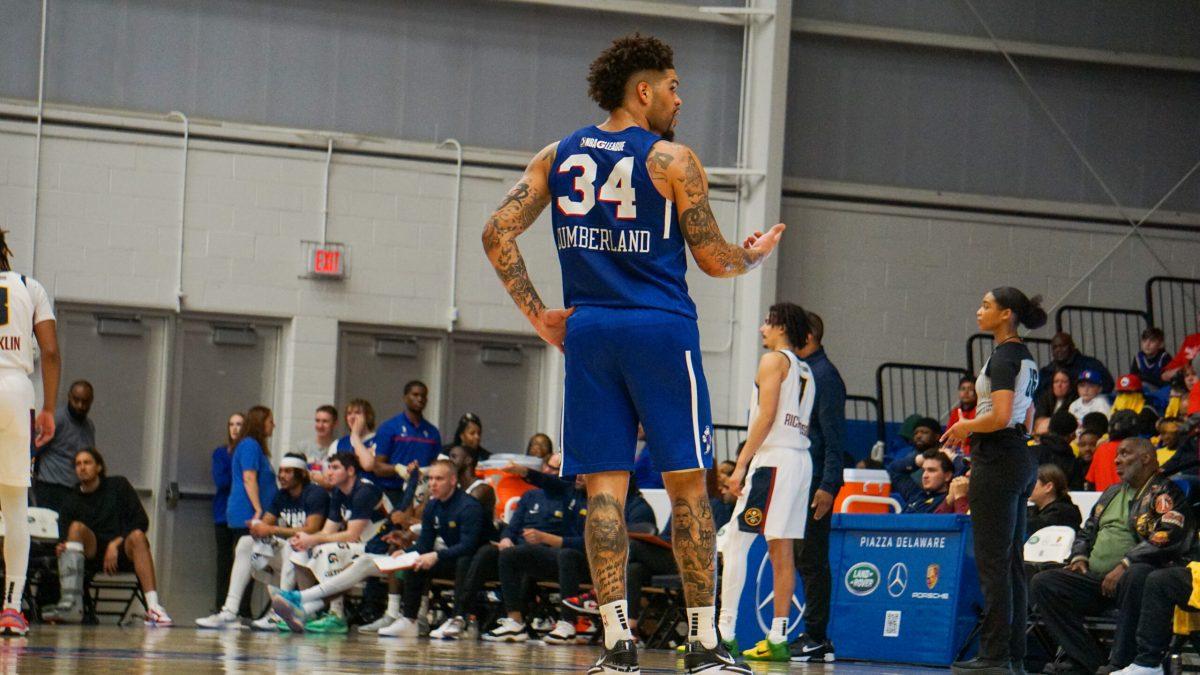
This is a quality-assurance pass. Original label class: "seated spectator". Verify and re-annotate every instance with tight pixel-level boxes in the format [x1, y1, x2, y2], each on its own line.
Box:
[1088, 410, 1139, 492]
[1069, 370, 1112, 426]
[196, 454, 328, 630]
[276, 453, 392, 634]
[1026, 464, 1082, 537]
[1040, 332, 1115, 397]
[948, 377, 978, 455]
[1161, 311, 1200, 381]
[296, 404, 339, 467]
[430, 453, 567, 641]
[483, 466, 655, 644]
[889, 451, 952, 513]
[1112, 374, 1149, 415]
[273, 459, 483, 637]
[1034, 409, 1079, 480]
[884, 414, 932, 464]
[449, 444, 497, 522]
[446, 412, 490, 462]
[1035, 367, 1078, 424]
[1157, 417, 1196, 477]
[1030, 438, 1193, 675]
[315, 399, 377, 489]
[717, 459, 737, 483]
[934, 474, 969, 515]
[1114, 561, 1200, 673]
[1132, 327, 1171, 390]
[526, 433, 554, 460]
[42, 448, 172, 625]
[1073, 427, 1102, 491]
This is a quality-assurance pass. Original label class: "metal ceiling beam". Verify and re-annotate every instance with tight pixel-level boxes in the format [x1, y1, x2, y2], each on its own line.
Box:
[493, 0, 744, 26]
[793, 18, 1200, 74]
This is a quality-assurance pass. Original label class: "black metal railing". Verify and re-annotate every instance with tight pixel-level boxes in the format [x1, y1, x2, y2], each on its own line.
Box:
[1055, 305, 1150, 379]
[1146, 276, 1200, 354]
[875, 363, 971, 437]
[967, 333, 1053, 374]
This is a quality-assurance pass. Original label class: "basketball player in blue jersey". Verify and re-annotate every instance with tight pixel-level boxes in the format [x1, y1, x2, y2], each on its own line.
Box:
[482, 34, 784, 675]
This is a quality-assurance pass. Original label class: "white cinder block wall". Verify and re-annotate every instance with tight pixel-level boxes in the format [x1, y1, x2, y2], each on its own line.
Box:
[0, 119, 747, 450]
[777, 198, 1200, 397]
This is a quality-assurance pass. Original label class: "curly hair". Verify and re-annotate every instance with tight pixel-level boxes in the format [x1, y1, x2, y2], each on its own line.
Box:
[588, 33, 675, 112]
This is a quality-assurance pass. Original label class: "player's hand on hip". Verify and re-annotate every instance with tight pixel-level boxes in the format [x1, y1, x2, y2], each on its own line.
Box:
[34, 410, 55, 448]
[744, 223, 786, 258]
[533, 307, 575, 352]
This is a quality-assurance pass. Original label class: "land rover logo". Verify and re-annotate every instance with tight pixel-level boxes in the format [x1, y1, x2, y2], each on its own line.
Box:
[844, 562, 880, 596]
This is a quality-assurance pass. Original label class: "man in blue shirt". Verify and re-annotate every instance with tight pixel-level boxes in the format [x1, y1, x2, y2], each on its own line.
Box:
[372, 381, 441, 504]
[197, 454, 328, 630]
[271, 453, 391, 633]
[788, 312, 848, 662]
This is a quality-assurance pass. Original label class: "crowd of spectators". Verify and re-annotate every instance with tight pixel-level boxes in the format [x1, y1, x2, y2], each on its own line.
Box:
[872, 316, 1200, 673]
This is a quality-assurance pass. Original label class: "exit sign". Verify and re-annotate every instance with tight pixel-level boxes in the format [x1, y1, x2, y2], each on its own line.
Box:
[301, 241, 347, 280]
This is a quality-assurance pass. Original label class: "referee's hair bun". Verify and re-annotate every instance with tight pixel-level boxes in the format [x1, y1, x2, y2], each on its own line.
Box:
[1019, 294, 1047, 330]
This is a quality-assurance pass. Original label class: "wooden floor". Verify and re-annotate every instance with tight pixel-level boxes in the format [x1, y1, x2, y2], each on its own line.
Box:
[0, 625, 952, 673]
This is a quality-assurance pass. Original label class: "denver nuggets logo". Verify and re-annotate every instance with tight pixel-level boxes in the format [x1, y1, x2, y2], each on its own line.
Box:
[743, 508, 764, 527]
[926, 564, 940, 590]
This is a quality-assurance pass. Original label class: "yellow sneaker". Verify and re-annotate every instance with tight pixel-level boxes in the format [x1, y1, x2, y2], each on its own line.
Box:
[743, 637, 789, 662]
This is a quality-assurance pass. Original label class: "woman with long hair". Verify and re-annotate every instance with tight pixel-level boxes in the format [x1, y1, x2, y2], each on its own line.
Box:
[942, 287, 1046, 674]
[447, 413, 490, 461]
[1034, 366, 1077, 421]
[210, 412, 244, 612]
[226, 405, 278, 600]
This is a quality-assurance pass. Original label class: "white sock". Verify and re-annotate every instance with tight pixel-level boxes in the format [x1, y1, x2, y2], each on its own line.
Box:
[329, 596, 344, 618]
[0, 485, 29, 612]
[598, 600, 633, 649]
[387, 594, 401, 617]
[223, 536, 255, 614]
[145, 590, 160, 609]
[769, 616, 788, 643]
[688, 606, 718, 649]
[302, 599, 324, 615]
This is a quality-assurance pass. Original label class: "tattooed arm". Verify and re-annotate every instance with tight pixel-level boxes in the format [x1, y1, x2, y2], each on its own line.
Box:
[647, 141, 786, 278]
[482, 142, 574, 349]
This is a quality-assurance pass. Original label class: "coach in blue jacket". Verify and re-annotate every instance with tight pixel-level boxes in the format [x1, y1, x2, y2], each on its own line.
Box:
[399, 459, 485, 625]
[790, 312, 847, 662]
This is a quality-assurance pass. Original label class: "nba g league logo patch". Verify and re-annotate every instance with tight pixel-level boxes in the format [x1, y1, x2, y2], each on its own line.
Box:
[702, 425, 713, 456]
[742, 508, 763, 528]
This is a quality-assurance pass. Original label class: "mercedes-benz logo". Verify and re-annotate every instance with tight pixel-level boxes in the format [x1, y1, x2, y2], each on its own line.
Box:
[887, 562, 908, 598]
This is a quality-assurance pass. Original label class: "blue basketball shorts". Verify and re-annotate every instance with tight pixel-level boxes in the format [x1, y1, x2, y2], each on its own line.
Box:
[560, 306, 714, 477]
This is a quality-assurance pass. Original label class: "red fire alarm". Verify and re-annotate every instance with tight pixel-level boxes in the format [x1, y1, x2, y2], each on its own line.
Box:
[302, 241, 347, 279]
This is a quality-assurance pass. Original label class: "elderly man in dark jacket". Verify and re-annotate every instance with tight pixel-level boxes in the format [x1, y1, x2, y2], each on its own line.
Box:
[1030, 438, 1193, 675]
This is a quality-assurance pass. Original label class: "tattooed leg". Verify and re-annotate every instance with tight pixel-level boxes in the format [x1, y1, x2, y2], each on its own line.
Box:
[663, 471, 716, 607]
[582, 473, 630, 605]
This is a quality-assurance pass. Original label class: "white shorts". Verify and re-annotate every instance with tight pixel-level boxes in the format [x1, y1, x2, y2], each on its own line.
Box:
[289, 541, 366, 581]
[0, 372, 34, 488]
[730, 446, 813, 541]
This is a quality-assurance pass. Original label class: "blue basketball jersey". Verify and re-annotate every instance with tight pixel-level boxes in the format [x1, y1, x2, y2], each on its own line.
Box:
[549, 125, 696, 319]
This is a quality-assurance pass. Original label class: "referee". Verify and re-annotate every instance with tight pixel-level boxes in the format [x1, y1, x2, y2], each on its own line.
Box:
[788, 311, 846, 663]
[942, 287, 1045, 675]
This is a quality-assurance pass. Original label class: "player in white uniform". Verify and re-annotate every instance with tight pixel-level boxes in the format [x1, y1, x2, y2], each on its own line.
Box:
[0, 236, 61, 636]
[720, 303, 816, 662]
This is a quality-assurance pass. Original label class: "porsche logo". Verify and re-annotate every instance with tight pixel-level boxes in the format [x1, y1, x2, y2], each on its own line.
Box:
[926, 564, 940, 590]
[743, 508, 764, 527]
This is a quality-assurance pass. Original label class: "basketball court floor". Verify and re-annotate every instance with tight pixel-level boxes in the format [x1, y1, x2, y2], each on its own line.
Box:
[0, 626, 952, 673]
